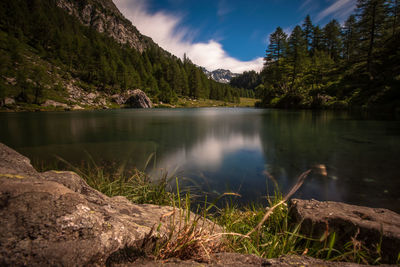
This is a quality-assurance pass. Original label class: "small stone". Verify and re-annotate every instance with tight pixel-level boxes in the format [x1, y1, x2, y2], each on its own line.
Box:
[42, 100, 69, 108]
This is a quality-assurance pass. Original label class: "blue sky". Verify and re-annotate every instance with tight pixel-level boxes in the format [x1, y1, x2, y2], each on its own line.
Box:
[114, 0, 357, 73]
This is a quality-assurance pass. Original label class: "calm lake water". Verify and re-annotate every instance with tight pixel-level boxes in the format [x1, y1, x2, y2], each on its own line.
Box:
[1, 108, 399, 212]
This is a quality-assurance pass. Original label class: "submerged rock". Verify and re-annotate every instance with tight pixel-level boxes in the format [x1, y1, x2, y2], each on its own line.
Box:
[289, 199, 400, 263]
[0, 143, 217, 266]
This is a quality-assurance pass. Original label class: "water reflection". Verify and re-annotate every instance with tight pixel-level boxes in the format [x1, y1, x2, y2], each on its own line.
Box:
[0, 108, 399, 212]
[155, 133, 262, 172]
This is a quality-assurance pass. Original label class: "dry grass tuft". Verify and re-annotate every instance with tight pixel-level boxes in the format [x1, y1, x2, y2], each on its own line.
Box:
[156, 208, 223, 262]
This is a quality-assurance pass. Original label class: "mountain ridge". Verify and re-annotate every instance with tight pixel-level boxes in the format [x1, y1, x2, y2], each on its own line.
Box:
[201, 67, 238, 84]
[55, 0, 157, 52]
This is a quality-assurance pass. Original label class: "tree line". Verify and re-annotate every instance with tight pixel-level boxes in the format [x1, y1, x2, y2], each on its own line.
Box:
[0, 0, 241, 105]
[231, 0, 399, 110]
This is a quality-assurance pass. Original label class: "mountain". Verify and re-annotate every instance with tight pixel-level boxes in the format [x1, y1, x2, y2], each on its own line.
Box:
[55, 0, 156, 52]
[201, 68, 238, 84]
[0, 0, 244, 110]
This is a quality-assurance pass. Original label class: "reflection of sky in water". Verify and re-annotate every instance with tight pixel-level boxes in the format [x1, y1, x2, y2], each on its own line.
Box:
[150, 133, 268, 202]
[153, 133, 262, 171]
[0, 108, 399, 212]
[150, 129, 348, 205]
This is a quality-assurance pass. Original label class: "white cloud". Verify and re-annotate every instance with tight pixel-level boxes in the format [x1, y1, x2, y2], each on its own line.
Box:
[113, 0, 263, 73]
[151, 133, 262, 176]
[315, 0, 357, 22]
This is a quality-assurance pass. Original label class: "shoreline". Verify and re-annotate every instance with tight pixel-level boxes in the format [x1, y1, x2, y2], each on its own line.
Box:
[1, 143, 399, 265]
[0, 96, 259, 112]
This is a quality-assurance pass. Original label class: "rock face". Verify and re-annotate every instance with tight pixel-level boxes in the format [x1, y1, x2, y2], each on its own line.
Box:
[290, 199, 400, 263]
[201, 67, 238, 84]
[112, 89, 153, 108]
[55, 0, 155, 52]
[0, 143, 216, 266]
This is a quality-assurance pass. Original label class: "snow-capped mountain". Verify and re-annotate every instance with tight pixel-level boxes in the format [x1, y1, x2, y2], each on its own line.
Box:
[201, 68, 238, 84]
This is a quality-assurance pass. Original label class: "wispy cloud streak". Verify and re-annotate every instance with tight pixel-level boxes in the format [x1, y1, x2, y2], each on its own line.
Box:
[315, 0, 357, 22]
[114, 0, 263, 73]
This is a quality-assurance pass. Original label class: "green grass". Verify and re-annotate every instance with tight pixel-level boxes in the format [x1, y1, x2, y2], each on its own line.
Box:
[35, 158, 384, 264]
[212, 200, 382, 264]
[154, 97, 259, 108]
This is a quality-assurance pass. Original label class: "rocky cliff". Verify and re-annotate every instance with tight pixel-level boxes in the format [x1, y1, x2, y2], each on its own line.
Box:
[55, 0, 155, 52]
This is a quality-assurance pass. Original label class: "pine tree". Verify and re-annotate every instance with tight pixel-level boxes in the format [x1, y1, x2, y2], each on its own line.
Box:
[31, 66, 47, 104]
[311, 25, 324, 53]
[180, 66, 190, 96]
[386, 0, 400, 37]
[264, 27, 287, 67]
[323, 19, 342, 61]
[342, 15, 358, 61]
[287, 25, 307, 91]
[302, 15, 314, 51]
[356, 0, 386, 75]
[189, 67, 202, 99]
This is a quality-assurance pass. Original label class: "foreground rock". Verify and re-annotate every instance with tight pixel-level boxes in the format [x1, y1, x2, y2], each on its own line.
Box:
[1, 143, 398, 266]
[0, 143, 217, 266]
[290, 199, 400, 263]
[113, 254, 393, 266]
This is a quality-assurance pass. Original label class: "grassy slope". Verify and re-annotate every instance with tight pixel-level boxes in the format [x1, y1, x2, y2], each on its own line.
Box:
[155, 97, 259, 108]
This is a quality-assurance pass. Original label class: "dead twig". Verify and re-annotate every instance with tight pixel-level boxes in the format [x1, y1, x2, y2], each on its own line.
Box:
[245, 169, 312, 238]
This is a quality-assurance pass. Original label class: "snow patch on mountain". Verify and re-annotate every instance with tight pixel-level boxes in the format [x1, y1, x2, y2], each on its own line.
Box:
[201, 68, 239, 84]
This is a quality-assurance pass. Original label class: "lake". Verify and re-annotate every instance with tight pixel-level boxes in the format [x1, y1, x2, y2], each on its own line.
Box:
[1, 108, 399, 212]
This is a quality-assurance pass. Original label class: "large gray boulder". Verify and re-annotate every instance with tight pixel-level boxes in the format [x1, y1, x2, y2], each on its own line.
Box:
[289, 199, 400, 263]
[0, 143, 218, 266]
[112, 89, 152, 108]
[125, 89, 153, 108]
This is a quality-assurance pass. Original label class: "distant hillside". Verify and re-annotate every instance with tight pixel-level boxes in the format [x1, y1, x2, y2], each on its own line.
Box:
[201, 68, 238, 84]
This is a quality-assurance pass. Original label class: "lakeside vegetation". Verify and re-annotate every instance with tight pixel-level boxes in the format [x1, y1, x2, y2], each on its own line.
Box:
[35, 158, 387, 265]
[230, 0, 400, 111]
[155, 97, 259, 108]
[0, 96, 258, 112]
